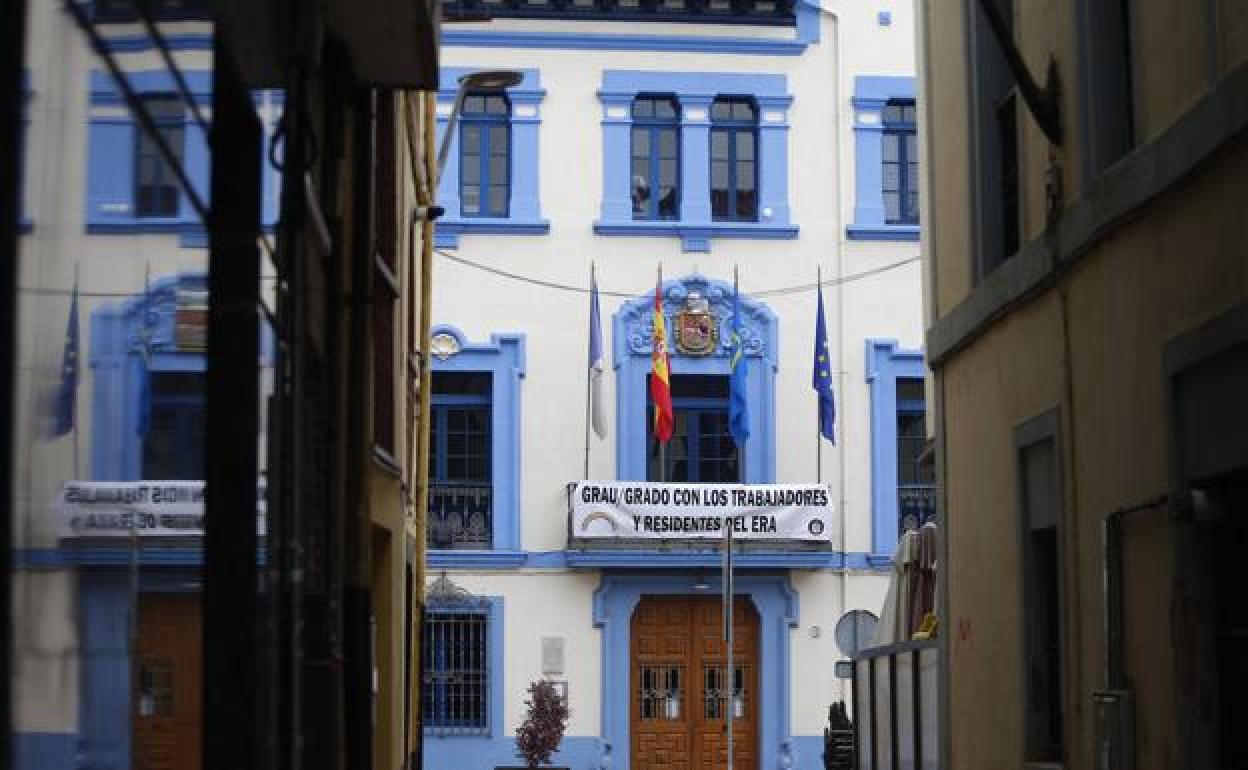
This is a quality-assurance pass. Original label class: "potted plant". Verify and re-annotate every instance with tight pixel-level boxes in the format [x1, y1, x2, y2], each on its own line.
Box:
[509, 679, 570, 770]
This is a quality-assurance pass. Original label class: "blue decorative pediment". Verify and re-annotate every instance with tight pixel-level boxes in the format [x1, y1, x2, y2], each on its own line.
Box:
[612, 273, 777, 367]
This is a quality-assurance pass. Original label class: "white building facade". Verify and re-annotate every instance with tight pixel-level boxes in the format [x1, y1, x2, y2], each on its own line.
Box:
[425, 3, 926, 770]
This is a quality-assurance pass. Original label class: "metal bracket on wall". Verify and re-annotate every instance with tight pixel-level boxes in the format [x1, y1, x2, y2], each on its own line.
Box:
[975, 0, 1063, 146]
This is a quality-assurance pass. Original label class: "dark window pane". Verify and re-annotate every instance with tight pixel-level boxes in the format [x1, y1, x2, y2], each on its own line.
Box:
[462, 154, 481, 184]
[736, 189, 756, 219]
[732, 101, 755, 121]
[711, 190, 729, 218]
[736, 160, 755, 190]
[658, 129, 677, 158]
[462, 185, 480, 214]
[488, 185, 508, 215]
[710, 130, 729, 159]
[711, 101, 730, 121]
[882, 162, 900, 192]
[882, 133, 899, 162]
[462, 125, 481, 150]
[659, 158, 676, 187]
[883, 192, 900, 221]
[464, 95, 485, 113]
[896, 378, 924, 402]
[633, 128, 650, 156]
[711, 160, 729, 190]
[735, 131, 754, 160]
[433, 372, 492, 396]
[657, 187, 678, 218]
[486, 95, 508, 114]
[489, 155, 508, 183]
[489, 126, 508, 154]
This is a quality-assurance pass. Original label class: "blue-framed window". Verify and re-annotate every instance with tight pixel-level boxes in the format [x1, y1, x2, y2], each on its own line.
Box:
[866, 339, 926, 560]
[434, 69, 547, 247]
[425, 327, 525, 565]
[895, 378, 934, 536]
[460, 92, 511, 218]
[595, 72, 795, 253]
[422, 607, 490, 732]
[881, 100, 918, 226]
[428, 372, 493, 550]
[438, 0, 796, 25]
[134, 94, 186, 218]
[142, 372, 205, 480]
[848, 75, 919, 241]
[647, 374, 740, 482]
[710, 97, 758, 222]
[631, 95, 680, 221]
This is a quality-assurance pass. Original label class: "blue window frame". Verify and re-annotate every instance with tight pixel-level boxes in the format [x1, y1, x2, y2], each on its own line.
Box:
[142, 371, 205, 480]
[647, 374, 740, 482]
[710, 97, 758, 222]
[895, 377, 934, 536]
[422, 607, 490, 732]
[882, 100, 918, 225]
[631, 95, 680, 221]
[429, 371, 493, 550]
[459, 92, 511, 218]
[134, 94, 186, 217]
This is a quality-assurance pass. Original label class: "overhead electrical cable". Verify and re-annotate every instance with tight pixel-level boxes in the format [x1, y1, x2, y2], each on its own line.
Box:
[434, 248, 920, 299]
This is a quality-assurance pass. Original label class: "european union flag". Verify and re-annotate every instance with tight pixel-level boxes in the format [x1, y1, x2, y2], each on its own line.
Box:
[812, 288, 836, 444]
[52, 283, 79, 437]
[728, 277, 749, 447]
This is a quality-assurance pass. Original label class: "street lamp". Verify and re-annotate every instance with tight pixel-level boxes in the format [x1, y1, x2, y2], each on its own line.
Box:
[434, 69, 523, 180]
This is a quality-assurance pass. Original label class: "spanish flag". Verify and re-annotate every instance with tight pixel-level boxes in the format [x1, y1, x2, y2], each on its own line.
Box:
[651, 268, 674, 444]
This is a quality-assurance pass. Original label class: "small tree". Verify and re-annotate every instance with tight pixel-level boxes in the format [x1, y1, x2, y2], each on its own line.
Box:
[515, 680, 570, 768]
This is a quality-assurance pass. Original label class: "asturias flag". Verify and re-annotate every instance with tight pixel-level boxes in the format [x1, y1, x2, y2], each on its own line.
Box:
[588, 273, 607, 439]
[728, 277, 749, 447]
[650, 275, 674, 444]
[812, 288, 836, 444]
[52, 282, 79, 437]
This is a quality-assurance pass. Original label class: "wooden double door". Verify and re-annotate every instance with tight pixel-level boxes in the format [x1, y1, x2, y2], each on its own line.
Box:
[631, 595, 760, 770]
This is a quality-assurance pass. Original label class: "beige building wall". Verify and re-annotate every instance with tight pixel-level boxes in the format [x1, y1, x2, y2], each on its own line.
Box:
[922, 1, 1248, 768]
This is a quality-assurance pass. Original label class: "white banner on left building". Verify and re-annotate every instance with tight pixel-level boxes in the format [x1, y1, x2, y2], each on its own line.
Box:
[59, 481, 266, 538]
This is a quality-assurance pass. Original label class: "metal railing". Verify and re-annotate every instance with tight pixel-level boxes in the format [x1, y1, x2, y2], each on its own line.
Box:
[852, 639, 939, 770]
[427, 483, 492, 550]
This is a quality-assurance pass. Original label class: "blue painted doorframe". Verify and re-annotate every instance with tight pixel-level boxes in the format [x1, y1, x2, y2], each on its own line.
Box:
[592, 573, 798, 770]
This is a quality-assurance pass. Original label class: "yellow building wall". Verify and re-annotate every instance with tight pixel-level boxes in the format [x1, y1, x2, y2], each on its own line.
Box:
[925, 0, 972, 318]
[941, 131, 1248, 770]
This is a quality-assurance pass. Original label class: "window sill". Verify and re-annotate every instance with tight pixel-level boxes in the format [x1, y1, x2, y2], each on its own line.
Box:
[594, 220, 799, 253]
[434, 217, 550, 248]
[847, 223, 920, 241]
[427, 550, 528, 568]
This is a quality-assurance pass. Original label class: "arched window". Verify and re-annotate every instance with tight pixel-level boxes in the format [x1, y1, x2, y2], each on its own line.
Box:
[459, 92, 511, 218]
[631, 94, 680, 221]
[710, 97, 758, 222]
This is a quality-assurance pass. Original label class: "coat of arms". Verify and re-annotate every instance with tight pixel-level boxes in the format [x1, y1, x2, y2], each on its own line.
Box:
[674, 292, 718, 356]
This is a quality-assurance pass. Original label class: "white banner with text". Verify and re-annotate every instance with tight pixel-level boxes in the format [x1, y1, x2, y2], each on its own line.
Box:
[58, 481, 266, 538]
[570, 480, 835, 541]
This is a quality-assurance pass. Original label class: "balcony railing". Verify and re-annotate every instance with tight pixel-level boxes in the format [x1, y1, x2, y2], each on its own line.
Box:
[898, 484, 936, 538]
[441, 0, 796, 25]
[427, 484, 492, 550]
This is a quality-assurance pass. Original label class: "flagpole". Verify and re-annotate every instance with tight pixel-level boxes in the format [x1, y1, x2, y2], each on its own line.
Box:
[816, 266, 823, 484]
[72, 262, 80, 480]
[725, 515, 734, 770]
[583, 262, 594, 480]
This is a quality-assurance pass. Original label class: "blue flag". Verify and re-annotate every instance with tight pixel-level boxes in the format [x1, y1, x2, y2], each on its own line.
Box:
[52, 283, 79, 437]
[728, 279, 749, 447]
[812, 289, 836, 444]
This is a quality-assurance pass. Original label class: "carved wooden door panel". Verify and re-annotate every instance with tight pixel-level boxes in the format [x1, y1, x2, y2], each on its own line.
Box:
[631, 596, 759, 770]
[133, 595, 202, 770]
